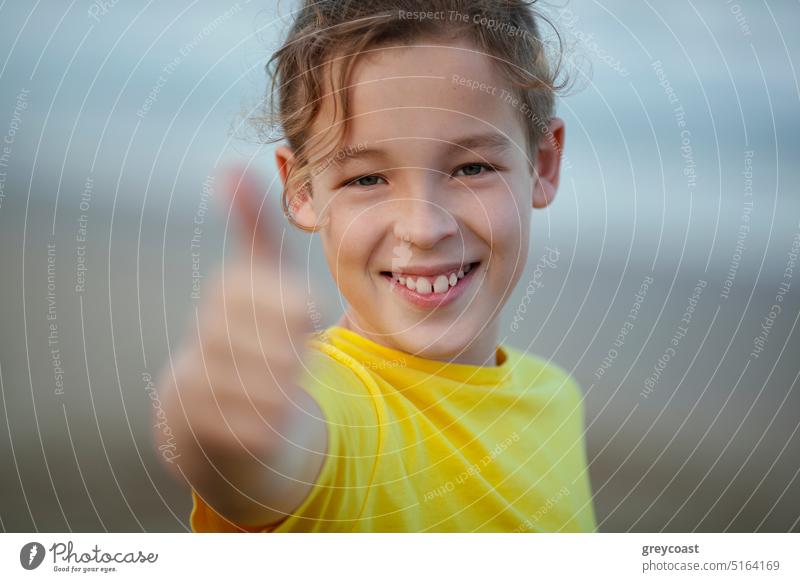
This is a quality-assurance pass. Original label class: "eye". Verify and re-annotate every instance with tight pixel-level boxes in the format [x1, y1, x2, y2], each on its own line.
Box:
[454, 163, 495, 177]
[347, 174, 385, 188]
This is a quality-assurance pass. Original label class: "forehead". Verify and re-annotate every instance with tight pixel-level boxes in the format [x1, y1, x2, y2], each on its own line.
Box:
[311, 41, 527, 150]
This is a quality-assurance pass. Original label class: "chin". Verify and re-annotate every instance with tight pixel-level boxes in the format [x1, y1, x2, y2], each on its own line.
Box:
[391, 323, 481, 362]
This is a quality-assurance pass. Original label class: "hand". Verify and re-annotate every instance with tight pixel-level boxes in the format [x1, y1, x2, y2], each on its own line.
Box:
[155, 165, 326, 525]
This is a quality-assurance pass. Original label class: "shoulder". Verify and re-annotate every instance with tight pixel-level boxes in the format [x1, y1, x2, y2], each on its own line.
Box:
[300, 337, 384, 425]
[502, 345, 584, 402]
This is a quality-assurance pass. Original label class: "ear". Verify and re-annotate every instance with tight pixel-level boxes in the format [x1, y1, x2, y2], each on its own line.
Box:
[532, 118, 565, 209]
[275, 145, 319, 230]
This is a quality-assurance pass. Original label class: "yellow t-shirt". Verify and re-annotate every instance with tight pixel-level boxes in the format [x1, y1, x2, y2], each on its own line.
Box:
[190, 326, 596, 532]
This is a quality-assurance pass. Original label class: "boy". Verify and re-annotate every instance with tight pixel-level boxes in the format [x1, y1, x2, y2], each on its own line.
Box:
[155, 0, 597, 532]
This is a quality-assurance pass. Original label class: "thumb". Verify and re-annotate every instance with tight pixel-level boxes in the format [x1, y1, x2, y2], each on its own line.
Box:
[223, 164, 281, 263]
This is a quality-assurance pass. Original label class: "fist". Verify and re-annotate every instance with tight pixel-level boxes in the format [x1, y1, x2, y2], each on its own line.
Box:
[158, 166, 313, 466]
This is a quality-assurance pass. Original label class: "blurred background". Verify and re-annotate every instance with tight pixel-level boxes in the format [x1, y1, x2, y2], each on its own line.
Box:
[0, 0, 798, 532]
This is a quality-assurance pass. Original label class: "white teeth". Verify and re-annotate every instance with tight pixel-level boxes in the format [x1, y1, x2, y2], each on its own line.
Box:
[391, 263, 477, 295]
[433, 275, 449, 293]
[416, 276, 432, 294]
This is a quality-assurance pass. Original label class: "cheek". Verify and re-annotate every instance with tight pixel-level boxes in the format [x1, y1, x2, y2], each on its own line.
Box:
[321, 203, 385, 277]
[469, 188, 530, 257]
[495, 224, 529, 290]
[470, 189, 531, 294]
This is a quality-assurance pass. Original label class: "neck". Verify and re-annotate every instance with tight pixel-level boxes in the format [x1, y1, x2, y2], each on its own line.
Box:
[335, 312, 500, 366]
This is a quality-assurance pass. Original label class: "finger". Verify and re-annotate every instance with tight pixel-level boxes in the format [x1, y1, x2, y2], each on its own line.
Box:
[223, 164, 281, 263]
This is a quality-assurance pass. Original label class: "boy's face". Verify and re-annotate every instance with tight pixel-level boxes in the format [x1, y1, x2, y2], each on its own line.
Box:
[280, 40, 563, 364]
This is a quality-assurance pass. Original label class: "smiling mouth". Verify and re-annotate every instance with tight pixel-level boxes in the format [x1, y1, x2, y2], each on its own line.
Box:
[380, 261, 480, 295]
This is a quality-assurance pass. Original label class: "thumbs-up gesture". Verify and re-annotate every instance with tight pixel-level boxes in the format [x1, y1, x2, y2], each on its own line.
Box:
[155, 165, 326, 527]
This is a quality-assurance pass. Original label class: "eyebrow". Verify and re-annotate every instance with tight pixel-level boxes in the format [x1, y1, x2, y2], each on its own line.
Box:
[443, 132, 514, 155]
[331, 132, 514, 166]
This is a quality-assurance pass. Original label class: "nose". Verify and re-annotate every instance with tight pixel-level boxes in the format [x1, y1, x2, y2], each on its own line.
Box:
[393, 178, 458, 250]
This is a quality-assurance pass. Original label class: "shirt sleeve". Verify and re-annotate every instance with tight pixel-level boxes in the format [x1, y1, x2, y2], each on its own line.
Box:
[547, 364, 598, 533]
[190, 343, 384, 532]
